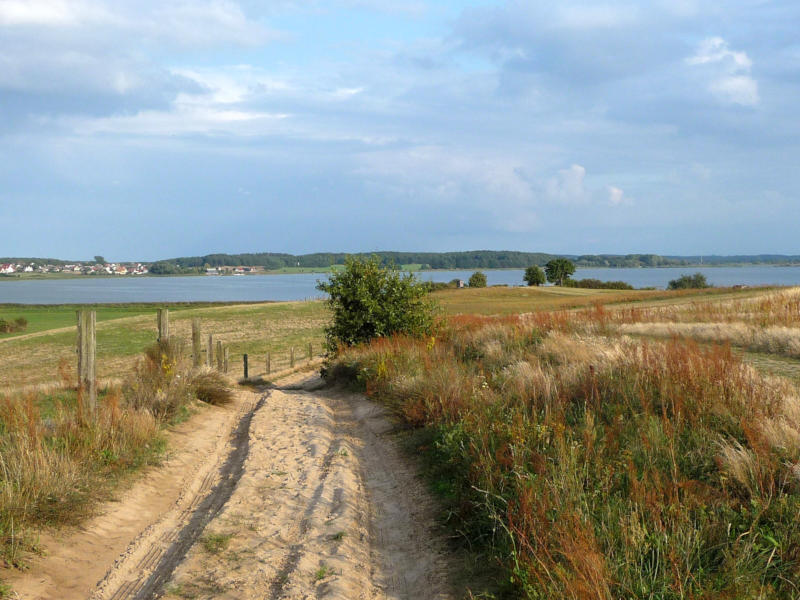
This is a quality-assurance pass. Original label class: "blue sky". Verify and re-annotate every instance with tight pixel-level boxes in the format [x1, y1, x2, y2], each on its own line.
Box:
[1, 0, 798, 261]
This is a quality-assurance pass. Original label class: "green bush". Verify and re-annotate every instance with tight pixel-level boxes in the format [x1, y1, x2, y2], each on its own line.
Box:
[316, 256, 435, 352]
[668, 272, 710, 290]
[468, 271, 487, 288]
[0, 317, 28, 333]
[564, 278, 633, 290]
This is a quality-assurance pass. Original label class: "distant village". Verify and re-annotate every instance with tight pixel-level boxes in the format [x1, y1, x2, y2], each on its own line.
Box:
[0, 262, 268, 276]
[0, 262, 150, 275]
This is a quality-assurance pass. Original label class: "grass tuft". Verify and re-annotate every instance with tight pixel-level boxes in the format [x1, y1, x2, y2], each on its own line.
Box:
[191, 370, 235, 405]
[201, 532, 233, 554]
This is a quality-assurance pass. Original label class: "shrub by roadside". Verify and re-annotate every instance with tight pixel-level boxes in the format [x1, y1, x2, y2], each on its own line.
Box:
[0, 317, 27, 334]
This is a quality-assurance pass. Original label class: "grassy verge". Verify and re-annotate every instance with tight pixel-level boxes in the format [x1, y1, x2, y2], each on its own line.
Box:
[327, 312, 800, 598]
[0, 341, 233, 583]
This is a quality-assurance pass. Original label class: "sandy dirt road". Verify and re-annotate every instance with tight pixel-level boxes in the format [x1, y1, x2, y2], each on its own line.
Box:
[6, 371, 454, 600]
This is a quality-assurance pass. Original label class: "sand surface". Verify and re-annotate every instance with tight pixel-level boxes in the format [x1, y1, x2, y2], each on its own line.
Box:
[4, 371, 454, 600]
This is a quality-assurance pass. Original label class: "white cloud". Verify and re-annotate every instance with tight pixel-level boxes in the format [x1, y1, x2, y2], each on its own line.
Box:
[0, 1, 275, 45]
[607, 185, 632, 205]
[66, 103, 290, 137]
[546, 164, 586, 202]
[0, 0, 103, 26]
[709, 75, 759, 107]
[687, 37, 751, 70]
[687, 37, 759, 106]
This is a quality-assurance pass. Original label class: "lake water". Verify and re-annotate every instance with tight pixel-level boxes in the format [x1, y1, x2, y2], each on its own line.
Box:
[1, 266, 800, 304]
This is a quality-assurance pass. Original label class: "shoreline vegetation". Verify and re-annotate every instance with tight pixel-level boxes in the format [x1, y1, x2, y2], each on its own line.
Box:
[2, 262, 800, 283]
[4, 251, 800, 282]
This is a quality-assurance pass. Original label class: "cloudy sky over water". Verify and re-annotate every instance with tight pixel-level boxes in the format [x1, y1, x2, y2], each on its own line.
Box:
[1, 1, 798, 260]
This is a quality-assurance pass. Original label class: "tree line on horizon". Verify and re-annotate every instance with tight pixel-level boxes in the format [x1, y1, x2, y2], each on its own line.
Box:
[149, 251, 800, 272]
[4, 252, 800, 273]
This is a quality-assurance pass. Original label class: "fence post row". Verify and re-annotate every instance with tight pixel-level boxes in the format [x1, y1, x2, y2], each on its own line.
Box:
[157, 308, 169, 343]
[76, 309, 97, 417]
[192, 318, 202, 367]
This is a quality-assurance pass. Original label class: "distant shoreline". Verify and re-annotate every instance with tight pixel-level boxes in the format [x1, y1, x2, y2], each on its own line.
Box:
[3, 263, 800, 283]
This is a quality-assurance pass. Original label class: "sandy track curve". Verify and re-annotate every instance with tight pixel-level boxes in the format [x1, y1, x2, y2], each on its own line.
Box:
[4, 371, 454, 600]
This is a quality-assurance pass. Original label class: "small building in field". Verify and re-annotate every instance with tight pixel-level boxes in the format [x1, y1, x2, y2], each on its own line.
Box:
[0, 264, 15, 274]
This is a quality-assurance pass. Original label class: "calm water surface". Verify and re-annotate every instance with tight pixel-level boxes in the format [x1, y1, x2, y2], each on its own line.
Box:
[1, 266, 800, 304]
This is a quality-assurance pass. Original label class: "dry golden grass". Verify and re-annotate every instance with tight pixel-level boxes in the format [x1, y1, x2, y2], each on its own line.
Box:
[328, 310, 800, 597]
[432, 285, 653, 315]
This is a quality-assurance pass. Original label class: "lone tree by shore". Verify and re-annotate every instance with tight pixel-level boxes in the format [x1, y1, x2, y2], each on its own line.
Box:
[544, 258, 576, 286]
[468, 271, 487, 288]
[523, 265, 546, 286]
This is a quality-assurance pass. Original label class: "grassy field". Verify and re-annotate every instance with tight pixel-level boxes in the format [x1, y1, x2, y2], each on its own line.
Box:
[0, 286, 772, 392]
[0, 301, 328, 390]
[0, 303, 218, 339]
[430, 284, 770, 315]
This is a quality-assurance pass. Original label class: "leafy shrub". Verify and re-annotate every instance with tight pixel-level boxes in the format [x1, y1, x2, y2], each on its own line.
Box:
[668, 272, 710, 290]
[564, 278, 633, 290]
[468, 271, 487, 288]
[316, 256, 435, 352]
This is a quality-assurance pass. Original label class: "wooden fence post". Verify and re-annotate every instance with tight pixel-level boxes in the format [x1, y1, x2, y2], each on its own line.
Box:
[224, 347, 229, 374]
[192, 318, 202, 367]
[243, 354, 248, 379]
[207, 334, 214, 367]
[157, 308, 169, 343]
[290, 347, 295, 368]
[76, 309, 97, 417]
[266, 352, 271, 375]
[308, 342, 313, 362]
[216, 340, 224, 371]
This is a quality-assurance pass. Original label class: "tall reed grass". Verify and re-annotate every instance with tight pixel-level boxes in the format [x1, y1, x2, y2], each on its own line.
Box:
[329, 315, 800, 598]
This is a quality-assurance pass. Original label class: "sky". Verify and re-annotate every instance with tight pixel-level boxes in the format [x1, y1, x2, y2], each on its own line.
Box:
[1, 0, 799, 261]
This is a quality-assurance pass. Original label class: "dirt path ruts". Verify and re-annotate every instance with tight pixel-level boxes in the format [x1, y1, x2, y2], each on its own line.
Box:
[163, 371, 454, 599]
[4, 390, 260, 600]
[4, 371, 454, 600]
